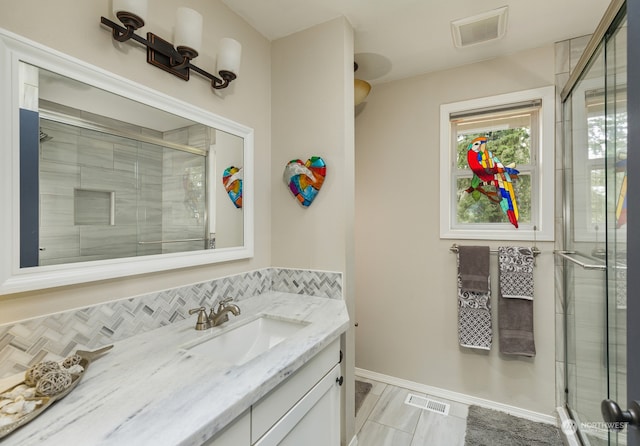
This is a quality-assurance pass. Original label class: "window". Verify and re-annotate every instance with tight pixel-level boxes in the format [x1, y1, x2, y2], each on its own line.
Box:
[439, 86, 555, 241]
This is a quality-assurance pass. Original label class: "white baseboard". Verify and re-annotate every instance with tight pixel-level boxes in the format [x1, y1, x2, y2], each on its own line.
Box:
[348, 434, 358, 446]
[355, 367, 558, 425]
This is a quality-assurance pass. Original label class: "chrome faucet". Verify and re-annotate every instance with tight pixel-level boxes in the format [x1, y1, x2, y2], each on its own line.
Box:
[188, 297, 241, 330]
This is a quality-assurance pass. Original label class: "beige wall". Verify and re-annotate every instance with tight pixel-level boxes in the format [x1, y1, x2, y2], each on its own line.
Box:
[0, 0, 272, 322]
[1, 5, 358, 441]
[271, 17, 356, 443]
[354, 45, 558, 415]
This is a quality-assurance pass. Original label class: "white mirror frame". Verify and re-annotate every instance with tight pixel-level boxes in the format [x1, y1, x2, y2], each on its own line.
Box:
[0, 28, 254, 294]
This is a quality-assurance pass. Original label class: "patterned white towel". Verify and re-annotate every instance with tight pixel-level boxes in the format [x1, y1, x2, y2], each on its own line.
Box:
[457, 257, 492, 350]
[498, 246, 534, 300]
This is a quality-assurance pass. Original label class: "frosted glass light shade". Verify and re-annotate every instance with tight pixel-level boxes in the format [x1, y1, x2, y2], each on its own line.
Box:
[174, 7, 203, 53]
[354, 79, 371, 106]
[217, 38, 242, 75]
[112, 0, 147, 20]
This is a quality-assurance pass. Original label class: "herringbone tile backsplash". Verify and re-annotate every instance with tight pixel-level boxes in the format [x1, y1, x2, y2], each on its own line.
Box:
[0, 268, 341, 378]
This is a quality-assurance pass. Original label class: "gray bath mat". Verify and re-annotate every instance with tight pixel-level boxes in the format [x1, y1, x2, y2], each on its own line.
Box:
[355, 380, 373, 415]
[465, 405, 563, 446]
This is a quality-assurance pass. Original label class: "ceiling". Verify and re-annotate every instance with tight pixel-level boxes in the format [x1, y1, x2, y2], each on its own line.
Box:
[222, 0, 612, 85]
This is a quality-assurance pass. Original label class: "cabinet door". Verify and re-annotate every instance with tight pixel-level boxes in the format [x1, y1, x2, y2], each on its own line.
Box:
[278, 364, 341, 446]
[254, 364, 341, 446]
[252, 340, 339, 442]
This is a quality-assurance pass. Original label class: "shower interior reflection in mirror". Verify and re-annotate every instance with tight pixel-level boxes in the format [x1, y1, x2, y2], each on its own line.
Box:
[27, 64, 219, 266]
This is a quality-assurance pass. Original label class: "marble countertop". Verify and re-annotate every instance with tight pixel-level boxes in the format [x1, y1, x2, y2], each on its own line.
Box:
[2, 292, 349, 445]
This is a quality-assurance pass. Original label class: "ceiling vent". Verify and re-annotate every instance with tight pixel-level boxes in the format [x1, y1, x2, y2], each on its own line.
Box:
[451, 6, 508, 48]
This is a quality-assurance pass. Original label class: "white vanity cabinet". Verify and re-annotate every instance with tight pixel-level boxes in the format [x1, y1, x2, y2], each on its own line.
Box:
[203, 339, 342, 446]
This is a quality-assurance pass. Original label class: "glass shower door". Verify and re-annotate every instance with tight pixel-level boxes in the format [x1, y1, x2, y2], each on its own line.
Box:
[564, 38, 609, 446]
[604, 15, 627, 446]
[563, 12, 628, 446]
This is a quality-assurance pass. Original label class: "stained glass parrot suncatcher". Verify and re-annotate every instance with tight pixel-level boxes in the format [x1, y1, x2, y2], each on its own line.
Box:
[465, 136, 520, 228]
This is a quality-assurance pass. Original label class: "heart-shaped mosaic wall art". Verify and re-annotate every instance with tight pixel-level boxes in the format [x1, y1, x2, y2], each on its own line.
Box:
[283, 156, 326, 207]
[222, 166, 243, 208]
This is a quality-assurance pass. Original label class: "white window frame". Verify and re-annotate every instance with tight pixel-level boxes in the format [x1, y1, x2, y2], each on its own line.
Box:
[439, 86, 555, 241]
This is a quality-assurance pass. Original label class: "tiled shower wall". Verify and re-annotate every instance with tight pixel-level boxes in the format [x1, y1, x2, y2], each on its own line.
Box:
[0, 268, 342, 378]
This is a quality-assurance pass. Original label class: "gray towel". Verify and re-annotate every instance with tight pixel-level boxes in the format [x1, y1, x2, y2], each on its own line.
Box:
[458, 246, 490, 293]
[457, 256, 492, 350]
[498, 246, 535, 357]
[498, 246, 534, 299]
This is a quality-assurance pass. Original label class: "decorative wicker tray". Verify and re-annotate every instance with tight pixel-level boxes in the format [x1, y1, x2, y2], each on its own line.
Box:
[0, 345, 113, 439]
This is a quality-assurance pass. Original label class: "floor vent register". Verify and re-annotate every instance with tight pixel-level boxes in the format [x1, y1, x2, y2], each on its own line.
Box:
[404, 394, 450, 416]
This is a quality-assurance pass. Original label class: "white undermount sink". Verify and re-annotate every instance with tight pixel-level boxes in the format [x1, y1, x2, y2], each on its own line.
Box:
[183, 316, 307, 365]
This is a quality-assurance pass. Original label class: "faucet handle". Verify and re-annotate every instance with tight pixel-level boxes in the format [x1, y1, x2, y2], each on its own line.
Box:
[217, 297, 234, 309]
[188, 307, 209, 330]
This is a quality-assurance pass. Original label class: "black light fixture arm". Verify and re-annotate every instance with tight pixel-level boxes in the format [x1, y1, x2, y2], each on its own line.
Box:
[102, 16, 149, 46]
[100, 15, 234, 89]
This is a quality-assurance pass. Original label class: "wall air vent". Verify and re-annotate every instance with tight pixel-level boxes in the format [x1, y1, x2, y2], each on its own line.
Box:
[451, 6, 508, 48]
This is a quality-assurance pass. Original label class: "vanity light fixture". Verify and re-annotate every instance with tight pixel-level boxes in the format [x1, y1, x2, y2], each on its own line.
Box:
[100, 0, 241, 90]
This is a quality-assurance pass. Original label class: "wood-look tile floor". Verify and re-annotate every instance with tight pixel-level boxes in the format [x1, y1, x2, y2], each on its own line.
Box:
[355, 376, 468, 446]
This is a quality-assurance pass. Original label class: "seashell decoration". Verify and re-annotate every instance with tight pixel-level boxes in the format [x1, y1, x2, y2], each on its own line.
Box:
[0, 390, 44, 427]
[65, 364, 84, 375]
[0, 384, 35, 400]
[1, 396, 26, 415]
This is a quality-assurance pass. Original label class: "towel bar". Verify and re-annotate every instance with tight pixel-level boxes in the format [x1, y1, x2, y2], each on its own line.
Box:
[553, 250, 606, 271]
[449, 244, 541, 258]
[138, 238, 206, 245]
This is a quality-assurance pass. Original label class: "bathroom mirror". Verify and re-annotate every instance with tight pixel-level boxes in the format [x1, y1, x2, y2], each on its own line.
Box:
[0, 29, 254, 294]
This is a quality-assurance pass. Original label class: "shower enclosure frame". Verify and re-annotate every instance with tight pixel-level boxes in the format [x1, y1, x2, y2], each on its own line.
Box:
[560, 0, 640, 444]
[626, 0, 640, 442]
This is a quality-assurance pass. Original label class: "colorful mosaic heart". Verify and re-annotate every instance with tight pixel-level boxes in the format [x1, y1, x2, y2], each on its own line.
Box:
[283, 156, 326, 207]
[222, 166, 243, 208]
